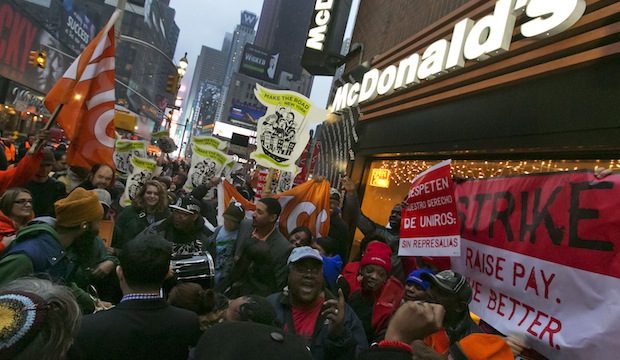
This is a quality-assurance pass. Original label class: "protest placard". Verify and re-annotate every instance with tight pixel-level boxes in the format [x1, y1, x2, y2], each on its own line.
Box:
[251, 84, 327, 173]
[400, 159, 460, 256]
[183, 144, 233, 193]
[119, 156, 157, 207]
[113, 140, 147, 179]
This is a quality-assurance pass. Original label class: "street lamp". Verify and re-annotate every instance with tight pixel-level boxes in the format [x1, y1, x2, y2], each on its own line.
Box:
[177, 52, 188, 77]
[164, 52, 189, 131]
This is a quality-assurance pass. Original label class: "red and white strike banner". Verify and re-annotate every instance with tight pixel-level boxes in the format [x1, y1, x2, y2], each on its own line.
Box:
[399, 159, 460, 257]
[452, 171, 620, 359]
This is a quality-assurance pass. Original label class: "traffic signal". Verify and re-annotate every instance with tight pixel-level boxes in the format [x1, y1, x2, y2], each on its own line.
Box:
[27, 51, 47, 68]
[166, 75, 179, 94]
[28, 51, 37, 66]
[36, 51, 47, 68]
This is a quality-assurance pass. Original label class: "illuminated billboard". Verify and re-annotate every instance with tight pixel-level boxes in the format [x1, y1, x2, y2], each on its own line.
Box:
[229, 100, 266, 126]
[239, 44, 279, 83]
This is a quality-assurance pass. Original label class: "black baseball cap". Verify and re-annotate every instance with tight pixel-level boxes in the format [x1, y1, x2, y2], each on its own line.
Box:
[421, 270, 473, 305]
[169, 195, 202, 214]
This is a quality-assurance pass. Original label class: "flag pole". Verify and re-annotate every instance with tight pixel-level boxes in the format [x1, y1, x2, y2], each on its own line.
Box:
[263, 168, 275, 197]
[27, 103, 64, 155]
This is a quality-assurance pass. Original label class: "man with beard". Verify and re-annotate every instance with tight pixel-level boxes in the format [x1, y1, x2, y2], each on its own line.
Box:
[78, 164, 115, 190]
[268, 246, 368, 360]
[141, 194, 214, 256]
[0, 188, 105, 313]
[341, 177, 405, 281]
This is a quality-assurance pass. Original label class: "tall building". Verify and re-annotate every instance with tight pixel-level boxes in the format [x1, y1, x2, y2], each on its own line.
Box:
[214, 0, 317, 140]
[222, 11, 258, 89]
[216, 11, 258, 125]
[107, 0, 180, 128]
[254, 0, 315, 96]
[180, 42, 228, 142]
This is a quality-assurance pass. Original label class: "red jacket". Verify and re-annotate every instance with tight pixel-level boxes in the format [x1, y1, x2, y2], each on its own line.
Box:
[343, 262, 405, 337]
[0, 210, 34, 254]
[0, 210, 16, 253]
[341, 261, 362, 297]
[371, 276, 405, 334]
[0, 149, 44, 194]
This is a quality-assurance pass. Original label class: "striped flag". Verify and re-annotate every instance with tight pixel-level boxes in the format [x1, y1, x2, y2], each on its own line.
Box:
[44, 11, 120, 169]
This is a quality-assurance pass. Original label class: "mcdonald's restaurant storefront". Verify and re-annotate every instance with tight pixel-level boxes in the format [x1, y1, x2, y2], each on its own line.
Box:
[340, 0, 620, 226]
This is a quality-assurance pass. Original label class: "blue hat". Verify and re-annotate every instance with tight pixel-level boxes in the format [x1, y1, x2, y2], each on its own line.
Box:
[406, 268, 434, 290]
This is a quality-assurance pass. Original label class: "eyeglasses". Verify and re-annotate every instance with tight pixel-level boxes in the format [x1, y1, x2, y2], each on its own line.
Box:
[14, 199, 33, 205]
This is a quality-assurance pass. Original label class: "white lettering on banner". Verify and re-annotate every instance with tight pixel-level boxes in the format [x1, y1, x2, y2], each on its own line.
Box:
[401, 237, 460, 249]
[282, 200, 329, 238]
[408, 176, 450, 197]
[452, 239, 620, 359]
[245, 53, 266, 65]
[315, 209, 329, 238]
[306, 0, 335, 51]
[419, 212, 456, 227]
[331, 0, 586, 112]
[67, 15, 90, 44]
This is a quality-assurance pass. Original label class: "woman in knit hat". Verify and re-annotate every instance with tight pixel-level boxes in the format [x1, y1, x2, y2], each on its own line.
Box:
[347, 241, 405, 343]
[0, 188, 34, 255]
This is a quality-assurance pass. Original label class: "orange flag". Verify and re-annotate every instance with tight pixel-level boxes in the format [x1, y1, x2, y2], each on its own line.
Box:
[222, 180, 256, 212]
[44, 11, 119, 169]
[221, 179, 331, 239]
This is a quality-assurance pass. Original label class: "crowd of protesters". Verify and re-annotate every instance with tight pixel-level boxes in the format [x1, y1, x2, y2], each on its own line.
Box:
[0, 131, 556, 360]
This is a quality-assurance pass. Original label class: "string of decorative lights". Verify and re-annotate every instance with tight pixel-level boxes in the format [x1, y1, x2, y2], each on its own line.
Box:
[378, 159, 620, 187]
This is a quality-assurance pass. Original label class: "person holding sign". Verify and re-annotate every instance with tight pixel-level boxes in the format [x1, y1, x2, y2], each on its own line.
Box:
[341, 177, 406, 282]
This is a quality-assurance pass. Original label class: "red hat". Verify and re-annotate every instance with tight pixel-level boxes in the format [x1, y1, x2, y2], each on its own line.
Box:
[361, 242, 392, 273]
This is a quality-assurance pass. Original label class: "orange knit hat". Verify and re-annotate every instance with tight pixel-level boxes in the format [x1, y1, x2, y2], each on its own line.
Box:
[450, 334, 513, 360]
[54, 188, 103, 227]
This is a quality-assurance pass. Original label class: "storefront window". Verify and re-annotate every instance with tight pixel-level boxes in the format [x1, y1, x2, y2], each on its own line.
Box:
[357, 159, 619, 243]
[0, 105, 45, 138]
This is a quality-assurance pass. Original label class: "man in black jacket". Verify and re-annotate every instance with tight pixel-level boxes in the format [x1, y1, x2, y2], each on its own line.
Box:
[142, 194, 214, 256]
[267, 246, 368, 360]
[68, 234, 201, 360]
